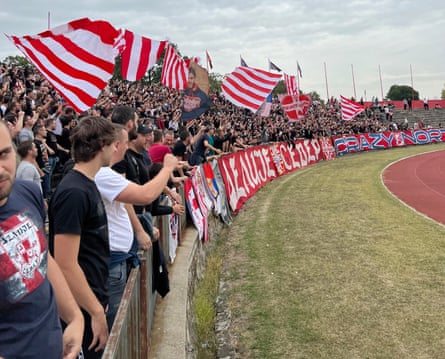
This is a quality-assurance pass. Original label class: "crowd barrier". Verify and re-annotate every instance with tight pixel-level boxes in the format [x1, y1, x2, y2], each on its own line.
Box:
[101, 127, 445, 358]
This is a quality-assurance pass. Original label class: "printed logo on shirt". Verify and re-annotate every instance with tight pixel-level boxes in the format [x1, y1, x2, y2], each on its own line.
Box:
[0, 211, 47, 302]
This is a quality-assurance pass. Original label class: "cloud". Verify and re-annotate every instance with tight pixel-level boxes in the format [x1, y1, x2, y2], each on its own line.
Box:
[1, 0, 444, 99]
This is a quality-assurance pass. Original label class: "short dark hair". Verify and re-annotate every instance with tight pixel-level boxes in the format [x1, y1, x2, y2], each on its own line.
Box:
[178, 129, 190, 141]
[17, 140, 34, 158]
[70, 116, 115, 163]
[152, 129, 163, 143]
[111, 105, 135, 125]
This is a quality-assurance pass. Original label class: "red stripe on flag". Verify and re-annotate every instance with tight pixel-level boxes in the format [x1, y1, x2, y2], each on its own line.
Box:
[7, 18, 120, 113]
[340, 95, 365, 121]
[120, 30, 166, 81]
[221, 66, 281, 112]
[161, 45, 188, 90]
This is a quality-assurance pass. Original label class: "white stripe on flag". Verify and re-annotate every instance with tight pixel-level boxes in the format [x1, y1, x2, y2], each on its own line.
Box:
[340, 95, 365, 120]
[7, 18, 120, 113]
[161, 45, 188, 90]
[221, 66, 281, 112]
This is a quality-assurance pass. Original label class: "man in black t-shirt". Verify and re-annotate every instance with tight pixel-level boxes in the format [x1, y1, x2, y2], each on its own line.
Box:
[49, 116, 116, 359]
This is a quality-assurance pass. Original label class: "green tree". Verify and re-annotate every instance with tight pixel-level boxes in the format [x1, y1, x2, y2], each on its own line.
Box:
[386, 85, 419, 100]
[441, 84, 445, 100]
[308, 91, 324, 105]
[272, 80, 287, 96]
[208, 72, 223, 92]
[2, 55, 30, 67]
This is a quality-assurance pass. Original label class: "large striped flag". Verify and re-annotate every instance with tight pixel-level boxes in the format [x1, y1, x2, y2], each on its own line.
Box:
[221, 66, 282, 113]
[284, 73, 298, 96]
[340, 95, 365, 120]
[120, 30, 166, 81]
[7, 18, 121, 113]
[161, 44, 189, 90]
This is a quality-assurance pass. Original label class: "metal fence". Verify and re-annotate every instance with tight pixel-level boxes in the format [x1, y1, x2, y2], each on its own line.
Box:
[102, 191, 186, 359]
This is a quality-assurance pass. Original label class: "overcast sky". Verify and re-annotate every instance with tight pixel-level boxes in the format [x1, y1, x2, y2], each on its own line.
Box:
[1, 1, 444, 100]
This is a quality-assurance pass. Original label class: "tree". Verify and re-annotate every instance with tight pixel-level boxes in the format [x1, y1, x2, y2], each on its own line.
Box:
[386, 85, 419, 100]
[441, 84, 445, 100]
[307, 91, 324, 105]
[272, 80, 287, 96]
[2, 55, 30, 67]
[208, 72, 223, 92]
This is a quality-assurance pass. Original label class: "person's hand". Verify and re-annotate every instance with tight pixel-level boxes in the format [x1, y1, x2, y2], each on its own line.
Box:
[62, 312, 84, 359]
[169, 190, 182, 205]
[163, 154, 178, 172]
[88, 310, 108, 352]
[135, 229, 152, 250]
[151, 226, 160, 242]
[172, 203, 185, 216]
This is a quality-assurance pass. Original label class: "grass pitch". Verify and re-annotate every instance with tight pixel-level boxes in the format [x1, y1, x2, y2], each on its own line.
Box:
[222, 143, 445, 358]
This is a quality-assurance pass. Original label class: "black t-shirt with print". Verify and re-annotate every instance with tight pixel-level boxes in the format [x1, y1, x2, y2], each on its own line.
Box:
[48, 169, 109, 306]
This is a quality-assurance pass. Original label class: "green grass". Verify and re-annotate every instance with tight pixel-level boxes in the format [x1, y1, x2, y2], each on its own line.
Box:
[223, 144, 445, 358]
[192, 247, 224, 358]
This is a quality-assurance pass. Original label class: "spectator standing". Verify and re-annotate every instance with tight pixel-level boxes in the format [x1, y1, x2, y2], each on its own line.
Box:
[16, 140, 43, 191]
[95, 125, 178, 327]
[33, 124, 52, 199]
[49, 116, 116, 359]
[0, 119, 84, 359]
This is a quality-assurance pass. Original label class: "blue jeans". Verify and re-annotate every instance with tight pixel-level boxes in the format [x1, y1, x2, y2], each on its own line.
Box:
[106, 261, 127, 330]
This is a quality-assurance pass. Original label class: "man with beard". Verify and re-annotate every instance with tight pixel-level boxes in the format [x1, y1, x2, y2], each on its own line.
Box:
[0, 119, 84, 359]
[48, 116, 116, 359]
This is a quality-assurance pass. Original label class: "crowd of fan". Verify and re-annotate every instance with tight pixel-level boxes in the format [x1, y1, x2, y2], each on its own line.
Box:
[0, 62, 400, 197]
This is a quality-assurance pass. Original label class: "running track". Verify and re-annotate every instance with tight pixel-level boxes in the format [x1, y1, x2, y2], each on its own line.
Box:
[382, 149, 445, 225]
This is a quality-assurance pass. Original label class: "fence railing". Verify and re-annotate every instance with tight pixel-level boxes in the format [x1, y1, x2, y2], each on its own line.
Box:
[102, 190, 186, 359]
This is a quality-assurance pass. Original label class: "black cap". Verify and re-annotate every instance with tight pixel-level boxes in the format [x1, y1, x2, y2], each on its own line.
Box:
[137, 124, 153, 135]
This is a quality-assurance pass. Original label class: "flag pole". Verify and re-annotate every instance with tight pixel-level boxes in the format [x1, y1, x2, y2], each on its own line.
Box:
[378, 65, 384, 101]
[351, 64, 357, 99]
[410, 64, 414, 101]
[324, 62, 329, 101]
[205, 49, 209, 73]
[47, 11, 51, 29]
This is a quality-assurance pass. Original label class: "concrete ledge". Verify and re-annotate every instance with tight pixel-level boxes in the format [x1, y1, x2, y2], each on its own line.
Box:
[148, 226, 199, 359]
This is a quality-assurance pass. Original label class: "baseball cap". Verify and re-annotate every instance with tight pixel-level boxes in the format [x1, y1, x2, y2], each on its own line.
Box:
[137, 123, 153, 135]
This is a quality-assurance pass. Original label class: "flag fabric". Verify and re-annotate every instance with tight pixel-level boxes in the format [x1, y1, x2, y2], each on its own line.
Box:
[161, 44, 189, 90]
[297, 62, 303, 78]
[7, 17, 121, 113]
[120, 30, 166, 81]
[206, 50, 213, 70]
[284, 73, 298, 96]
[240, 55, 248, 67]
[268, 59, 282, 72]
[221, 66, 282, 113]
[279, 93, 311, 121]
[340, 95, 365, 120]
[258, 93, 272, 117]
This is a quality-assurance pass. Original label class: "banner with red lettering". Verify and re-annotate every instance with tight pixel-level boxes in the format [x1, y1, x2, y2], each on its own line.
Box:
[218, 139, 323, 212]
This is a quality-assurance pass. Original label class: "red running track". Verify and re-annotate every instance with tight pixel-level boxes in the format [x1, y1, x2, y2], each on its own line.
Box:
[382, 149, 445, 225]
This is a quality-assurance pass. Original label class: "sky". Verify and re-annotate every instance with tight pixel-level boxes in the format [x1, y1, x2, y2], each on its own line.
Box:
[1, 0, 444, 100]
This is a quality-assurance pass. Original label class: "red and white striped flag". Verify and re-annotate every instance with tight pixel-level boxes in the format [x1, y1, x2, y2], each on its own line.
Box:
[340, 95, 365, 120]
[161, 44, 189, 90]
[221, 66, 282, 113]
[284, 73, 298, 96]
[120, 30, 166, 81]
[206, 50, 213, 70]
[7, 18, 121, 113]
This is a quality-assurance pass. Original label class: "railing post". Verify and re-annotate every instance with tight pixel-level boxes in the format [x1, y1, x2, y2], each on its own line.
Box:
[139, 250, 149, 359]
